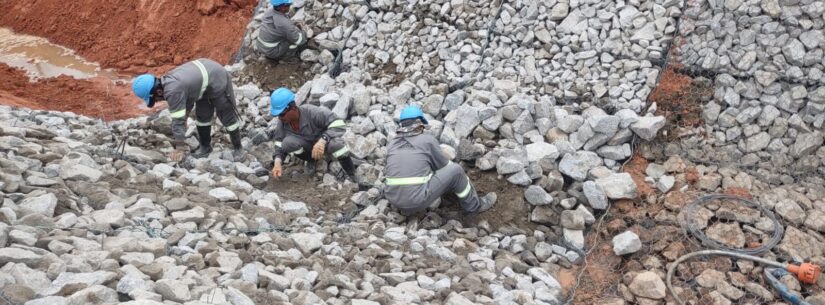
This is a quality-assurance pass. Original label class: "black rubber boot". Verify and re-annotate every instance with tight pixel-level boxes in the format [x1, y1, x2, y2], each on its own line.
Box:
[229, 129, 243, 150]
[339, 156, 357, 178]
[192, 126, 213, 158]
[339, 156, 369, 191]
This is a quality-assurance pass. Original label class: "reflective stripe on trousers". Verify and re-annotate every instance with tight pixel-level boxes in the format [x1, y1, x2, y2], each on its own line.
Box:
[456, 179, 472, 198]
[332, 146, 349, 158]
[385, 173, 433, 186]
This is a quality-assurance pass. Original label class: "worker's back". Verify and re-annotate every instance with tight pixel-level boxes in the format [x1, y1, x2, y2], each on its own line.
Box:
[162, 58, 229, 102]
[384, 133, 448, 209]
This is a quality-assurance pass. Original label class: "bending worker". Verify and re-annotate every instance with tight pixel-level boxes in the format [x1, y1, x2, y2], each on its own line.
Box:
[268, 88, 358, 181]
[255, 0, 308, 61]
[383, 106, 495, 216]
[131, 58, 242, 161]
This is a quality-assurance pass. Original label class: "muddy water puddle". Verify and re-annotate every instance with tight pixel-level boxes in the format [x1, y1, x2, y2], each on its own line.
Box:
[0, 27, 120, 80]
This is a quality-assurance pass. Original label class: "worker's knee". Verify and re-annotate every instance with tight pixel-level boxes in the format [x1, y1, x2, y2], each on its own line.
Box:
[441, 162, 466, 177]
[326, 139, 350, 159]
[281, 136, 310, 156]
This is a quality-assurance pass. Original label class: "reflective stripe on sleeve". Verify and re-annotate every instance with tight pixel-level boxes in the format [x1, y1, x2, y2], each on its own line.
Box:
[328, 119, 346, 129]
[289, 33, 305, 49]
[195, 121, 212, 127]
[291, 148, 304, 155]
[274, 141, 282, 147]
[456, 181, 472, 198]
[170, 109, 187, 119]
[385, 174, 433, 186]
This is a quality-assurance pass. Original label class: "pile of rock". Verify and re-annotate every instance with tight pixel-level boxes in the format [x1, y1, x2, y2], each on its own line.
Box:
[0, 105, 587, 304]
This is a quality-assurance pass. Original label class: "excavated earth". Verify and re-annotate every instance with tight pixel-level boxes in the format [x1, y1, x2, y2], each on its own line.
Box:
[0, 0, 257, 120]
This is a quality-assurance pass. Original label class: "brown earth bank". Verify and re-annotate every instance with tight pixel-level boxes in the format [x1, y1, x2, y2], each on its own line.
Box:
[0, 63, 150, 121]
[0, 0, 257, 74]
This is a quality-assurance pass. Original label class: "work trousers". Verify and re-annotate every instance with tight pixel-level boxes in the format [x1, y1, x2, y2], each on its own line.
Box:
[388, 163, 481, 216]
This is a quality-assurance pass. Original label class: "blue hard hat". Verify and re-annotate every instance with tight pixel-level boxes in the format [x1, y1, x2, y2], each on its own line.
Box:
[399, 105, 428, 125]
[270, 0, 292, 6]
[132, 74, 156, 106]
[270, 87, 296, 116]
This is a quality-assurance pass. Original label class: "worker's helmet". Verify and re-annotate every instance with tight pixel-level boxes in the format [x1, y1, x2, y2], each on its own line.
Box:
[132, 74, 157, 107]
[398, 105, 428, 125]
[270, 0, 292, 7]
[270, 87, 296, 116]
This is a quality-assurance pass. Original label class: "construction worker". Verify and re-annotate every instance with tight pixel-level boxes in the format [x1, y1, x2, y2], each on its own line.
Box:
[268, 88, 358, 182]
[131, 58, 242, 161]
[255, 0, 308, 61]
[383, 105, 495, 216]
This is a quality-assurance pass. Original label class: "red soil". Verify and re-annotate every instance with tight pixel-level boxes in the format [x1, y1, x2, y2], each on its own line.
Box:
[0, 63, 150, 121]
[0, 0, 257, 120]
[0, 0, 257, 74]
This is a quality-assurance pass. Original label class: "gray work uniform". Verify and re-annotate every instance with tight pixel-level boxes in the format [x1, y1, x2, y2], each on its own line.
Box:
[271, 104, 349, 162]
[161, 58, 240, 143]
[383, 133, 481, 216]
[255, 10, 307, 60]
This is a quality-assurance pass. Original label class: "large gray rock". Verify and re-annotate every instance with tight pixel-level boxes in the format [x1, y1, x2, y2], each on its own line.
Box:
[43, 271, 118, 296]
[525, 142, 559, 162]
[790, 132, 823, 158]
[558, 151, 602, 181]
[583, 181, 608, 209]
[18, 193, 58, 217]
[629, 272, 667, 299]
[289, 232, 326, 255]
[630, 116, 665, 140]
[0, 248, 42, 267]
[524, 185, 553, 205]
[595, 173, 638, 199]
[496, 153, 527, 175]
[612, 231, 642, 255]
[155, 279, 191, 302]
[452, 105, 481, 138]
[209, 187, 238, 201]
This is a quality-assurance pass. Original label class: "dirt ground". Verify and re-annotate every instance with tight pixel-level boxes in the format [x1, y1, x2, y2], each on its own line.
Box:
[0, 0, 257, 75]
[237, 59, 315, 92]
[650, 67, 710, 139]
[0, 63, 150, 120]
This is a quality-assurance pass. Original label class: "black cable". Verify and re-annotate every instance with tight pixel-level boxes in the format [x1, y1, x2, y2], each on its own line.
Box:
[682, 194, 783, 255]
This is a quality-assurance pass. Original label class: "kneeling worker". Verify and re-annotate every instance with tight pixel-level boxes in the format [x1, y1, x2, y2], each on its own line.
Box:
[383, 106, 495, 216]
[132, 58, 242, 161]
[255, 0, 308, 61]
[268, 88, 357, 181]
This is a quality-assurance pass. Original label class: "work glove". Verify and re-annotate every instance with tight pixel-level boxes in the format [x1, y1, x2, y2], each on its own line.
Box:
[170, 148, 187, 162]
[311, 138, 327, 160]
[271, 159, 283, 178]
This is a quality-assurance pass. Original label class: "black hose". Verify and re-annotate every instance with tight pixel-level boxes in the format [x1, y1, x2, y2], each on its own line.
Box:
[682, 194, 783, 255]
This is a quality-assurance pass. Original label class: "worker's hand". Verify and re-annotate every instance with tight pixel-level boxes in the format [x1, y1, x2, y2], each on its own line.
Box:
[271, 160, 283, 178]
[311, 139, 327, 160]
[170, 148, 186, 162]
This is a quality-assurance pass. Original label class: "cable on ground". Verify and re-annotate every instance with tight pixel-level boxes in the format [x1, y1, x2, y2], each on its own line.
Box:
[682, 194, 783, 255]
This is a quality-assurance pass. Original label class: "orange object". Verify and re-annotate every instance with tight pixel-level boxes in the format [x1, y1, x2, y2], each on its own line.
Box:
[787, 263, 822, 284]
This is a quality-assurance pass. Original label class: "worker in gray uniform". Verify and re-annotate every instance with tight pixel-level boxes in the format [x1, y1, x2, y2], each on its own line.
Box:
[255, 0, 308, 61]
[131, 58, 242, 161]
[383, 105, 495, 216]
[268, 88, 358, 181]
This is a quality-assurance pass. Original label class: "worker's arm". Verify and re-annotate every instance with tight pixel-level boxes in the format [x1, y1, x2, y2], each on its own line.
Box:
[425, 136, 449, 170]
[270, 122, 288, 162]
[166, 91, 188, 148]
[285, 21, 307, 49]
[313, 106, 346, 142]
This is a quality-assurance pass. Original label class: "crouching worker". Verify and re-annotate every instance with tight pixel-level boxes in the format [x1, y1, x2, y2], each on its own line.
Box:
[255, 0, 309, 61]
[268, 88, 357, 181]
[132, 58, 242, 161]
[383, 106, 495, 216]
